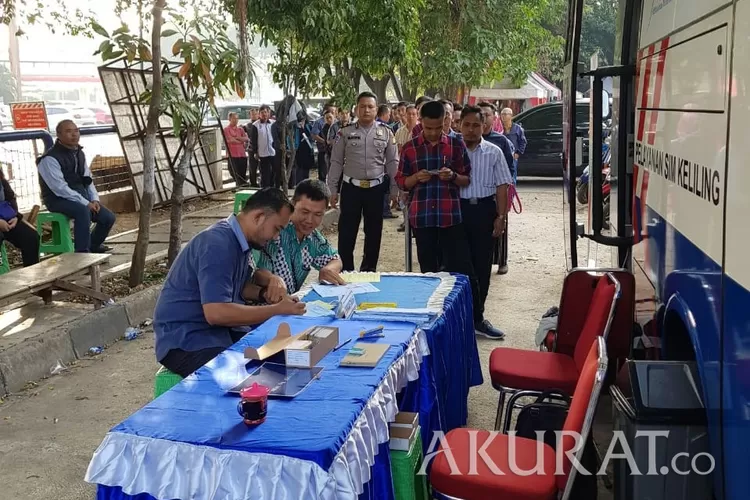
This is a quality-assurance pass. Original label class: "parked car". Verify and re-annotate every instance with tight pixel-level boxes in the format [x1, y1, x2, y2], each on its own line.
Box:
[46, 105, 97, 132]
[205, 103, 261, 128]
[513, 100, 590, 177]
[89, 107, 114, 125]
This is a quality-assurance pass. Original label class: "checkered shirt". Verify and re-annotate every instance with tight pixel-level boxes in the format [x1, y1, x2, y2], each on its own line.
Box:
[256, 222, 339, 293]
[395, 133, 472, 229]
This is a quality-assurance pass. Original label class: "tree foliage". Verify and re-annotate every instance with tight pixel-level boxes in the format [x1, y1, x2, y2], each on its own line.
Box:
[226, 0, 569, 103]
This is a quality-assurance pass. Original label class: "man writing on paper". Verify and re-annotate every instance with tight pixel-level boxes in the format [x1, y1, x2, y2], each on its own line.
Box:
[256, 179, 345, 300]
[154, 188, 305, 377]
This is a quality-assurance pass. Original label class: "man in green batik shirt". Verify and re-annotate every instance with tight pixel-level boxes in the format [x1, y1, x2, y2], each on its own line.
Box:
[255, 179, 345, 301]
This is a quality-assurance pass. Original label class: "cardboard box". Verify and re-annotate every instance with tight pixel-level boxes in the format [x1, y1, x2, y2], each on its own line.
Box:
[390, 411, 419, 430]
[389, 424, 418, 451]
[244, 322, 339, 368]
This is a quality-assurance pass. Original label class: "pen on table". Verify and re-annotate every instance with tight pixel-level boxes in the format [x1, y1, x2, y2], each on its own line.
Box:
[333, 337, 352, 352]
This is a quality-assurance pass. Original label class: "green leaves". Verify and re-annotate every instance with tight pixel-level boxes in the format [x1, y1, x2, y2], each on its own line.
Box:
[90, 20, 109, 38]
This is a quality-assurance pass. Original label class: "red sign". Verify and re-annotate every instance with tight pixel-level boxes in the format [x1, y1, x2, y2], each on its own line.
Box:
[10, 101, 49, 130]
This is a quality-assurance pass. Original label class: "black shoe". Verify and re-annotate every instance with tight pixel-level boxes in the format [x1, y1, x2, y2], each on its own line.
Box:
[497, 264, 509, 275]
[397, 222, 405, 232]
[383, 212, 397, 219]
[475, 319, 505, 340]
[91, 244, 113, 253]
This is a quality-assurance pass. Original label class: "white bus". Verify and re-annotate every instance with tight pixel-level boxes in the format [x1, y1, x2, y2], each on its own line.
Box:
[563, 1, 750, 497]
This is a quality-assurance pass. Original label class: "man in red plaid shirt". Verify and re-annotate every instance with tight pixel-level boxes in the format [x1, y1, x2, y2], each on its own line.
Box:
[395, 101, 483, 324]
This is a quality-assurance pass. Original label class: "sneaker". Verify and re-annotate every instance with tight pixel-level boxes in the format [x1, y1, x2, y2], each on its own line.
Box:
[497, 264, 509, 275]
[383, 212, 398, 219]
[475, 319, 505, 340]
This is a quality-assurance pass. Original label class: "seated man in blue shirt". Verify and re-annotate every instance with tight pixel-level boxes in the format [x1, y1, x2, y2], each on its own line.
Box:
[154, 188, 306, 377]
[37, 120, 116, 253]
[255, 179, 345, 300]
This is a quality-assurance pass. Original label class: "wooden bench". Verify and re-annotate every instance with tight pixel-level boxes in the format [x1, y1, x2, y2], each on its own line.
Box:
[0, 253, 112, 310]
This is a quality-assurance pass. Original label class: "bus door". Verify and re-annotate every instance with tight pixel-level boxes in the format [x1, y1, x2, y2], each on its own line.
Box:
[562, 0, 586, 270]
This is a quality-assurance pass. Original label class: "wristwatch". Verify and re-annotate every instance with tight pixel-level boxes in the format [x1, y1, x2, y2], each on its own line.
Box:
[450, 171, 457, 182]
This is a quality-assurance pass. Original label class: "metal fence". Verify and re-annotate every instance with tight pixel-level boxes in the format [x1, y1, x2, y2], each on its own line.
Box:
[0, 127, 141, 212]
[0, 129, 53, 212]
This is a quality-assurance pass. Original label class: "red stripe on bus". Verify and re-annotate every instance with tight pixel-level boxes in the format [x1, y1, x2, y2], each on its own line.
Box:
[637, 44, 656, 142]
[646, 38, 670, 145]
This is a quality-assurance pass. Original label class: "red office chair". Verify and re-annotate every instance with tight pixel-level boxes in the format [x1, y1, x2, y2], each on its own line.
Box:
[489, 272, 619, 431]
[430, 337, 608, 500]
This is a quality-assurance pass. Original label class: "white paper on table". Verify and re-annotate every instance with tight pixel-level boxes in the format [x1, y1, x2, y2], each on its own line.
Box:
[312, 282, 380, 298]
[303, 301, 336, 317]
[342, 272, 381, 283]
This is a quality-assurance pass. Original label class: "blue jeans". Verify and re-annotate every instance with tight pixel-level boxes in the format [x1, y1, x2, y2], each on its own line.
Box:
[44, 197, 116, 252]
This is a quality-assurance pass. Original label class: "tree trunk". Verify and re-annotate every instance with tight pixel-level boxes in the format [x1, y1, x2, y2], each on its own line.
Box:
[279, 125, 289, 191]
[362, 73, 390, 103]
[389, 69, 403, 101]
[129, 0, 165, 287]
[167, 129, 197, 266]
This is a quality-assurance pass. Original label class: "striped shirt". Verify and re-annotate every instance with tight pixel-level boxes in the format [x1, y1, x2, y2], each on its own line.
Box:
[460, 139, 512, 199]
[256, 222, 339, 294]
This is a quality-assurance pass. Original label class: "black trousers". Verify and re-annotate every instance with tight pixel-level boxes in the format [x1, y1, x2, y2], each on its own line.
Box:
[228, 156, 248, 185]
[338, 180, 385, 272]
[413, 224, 482, 323]
[461, 198, 497, 320]
[0, 220, 40, 267]
[259, 156, 275, 188]
[160, 330, 246, 378]
[317, 151, 328, 182]
[248, 156, 259, 187]
[493, 216, 509, 269]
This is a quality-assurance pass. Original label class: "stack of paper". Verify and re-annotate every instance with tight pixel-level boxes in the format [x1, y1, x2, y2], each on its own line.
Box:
[343, 272, 381, 283]
[303, 300, 336, 318]
[353, 307, 436, 324]
[312, 282, 380, 298]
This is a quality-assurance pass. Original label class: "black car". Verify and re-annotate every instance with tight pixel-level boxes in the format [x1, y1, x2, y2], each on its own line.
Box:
[513, 100, 590, 177]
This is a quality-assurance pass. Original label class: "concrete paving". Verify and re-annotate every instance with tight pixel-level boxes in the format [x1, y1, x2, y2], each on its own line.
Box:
[0, 195, 340, 395]
[1, 180, 611, 499]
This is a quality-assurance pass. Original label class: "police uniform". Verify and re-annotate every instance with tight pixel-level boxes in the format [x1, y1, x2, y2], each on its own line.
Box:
[327, 120, 398, 272]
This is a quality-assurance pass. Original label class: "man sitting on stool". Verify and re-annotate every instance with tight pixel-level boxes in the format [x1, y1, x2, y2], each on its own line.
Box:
[37, 120, 116, 253]
[256, 179, 345, 298]
[154, 188, 306, 378]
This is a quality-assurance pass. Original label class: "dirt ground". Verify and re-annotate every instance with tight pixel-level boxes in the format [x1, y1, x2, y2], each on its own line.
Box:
[0, 180, 571, 499]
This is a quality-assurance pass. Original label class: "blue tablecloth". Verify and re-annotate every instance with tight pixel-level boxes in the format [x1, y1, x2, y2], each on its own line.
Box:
[88, 273, 483, 500]
[88, 316, 426, 500]
[302, 273, 483, 448]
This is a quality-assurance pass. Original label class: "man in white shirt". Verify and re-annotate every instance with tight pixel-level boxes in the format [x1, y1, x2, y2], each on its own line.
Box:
[249, 104, 277, 188]
[459, 105, 512, 340]
[37, 120, 116, 253]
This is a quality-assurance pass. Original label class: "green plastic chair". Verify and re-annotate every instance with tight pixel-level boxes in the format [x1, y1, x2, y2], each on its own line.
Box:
[234, 189, 260, 214]
[0, 241, 9, 275]
[390, 429, 429, 500]
[37, 212, 74, 255]
[154, 366, 183, 398]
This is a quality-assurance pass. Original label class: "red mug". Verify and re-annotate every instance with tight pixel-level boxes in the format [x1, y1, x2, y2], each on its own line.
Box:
[237, 383, 270, 425]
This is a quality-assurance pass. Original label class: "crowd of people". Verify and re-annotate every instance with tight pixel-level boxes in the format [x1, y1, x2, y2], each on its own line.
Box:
[153, 91, 529, 378]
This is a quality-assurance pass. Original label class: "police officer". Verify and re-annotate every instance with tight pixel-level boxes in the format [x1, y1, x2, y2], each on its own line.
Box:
[328, 91, 399, 272]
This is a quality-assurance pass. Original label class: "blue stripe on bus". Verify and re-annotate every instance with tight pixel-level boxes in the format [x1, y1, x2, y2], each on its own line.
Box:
[643, 205, 750, 498]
